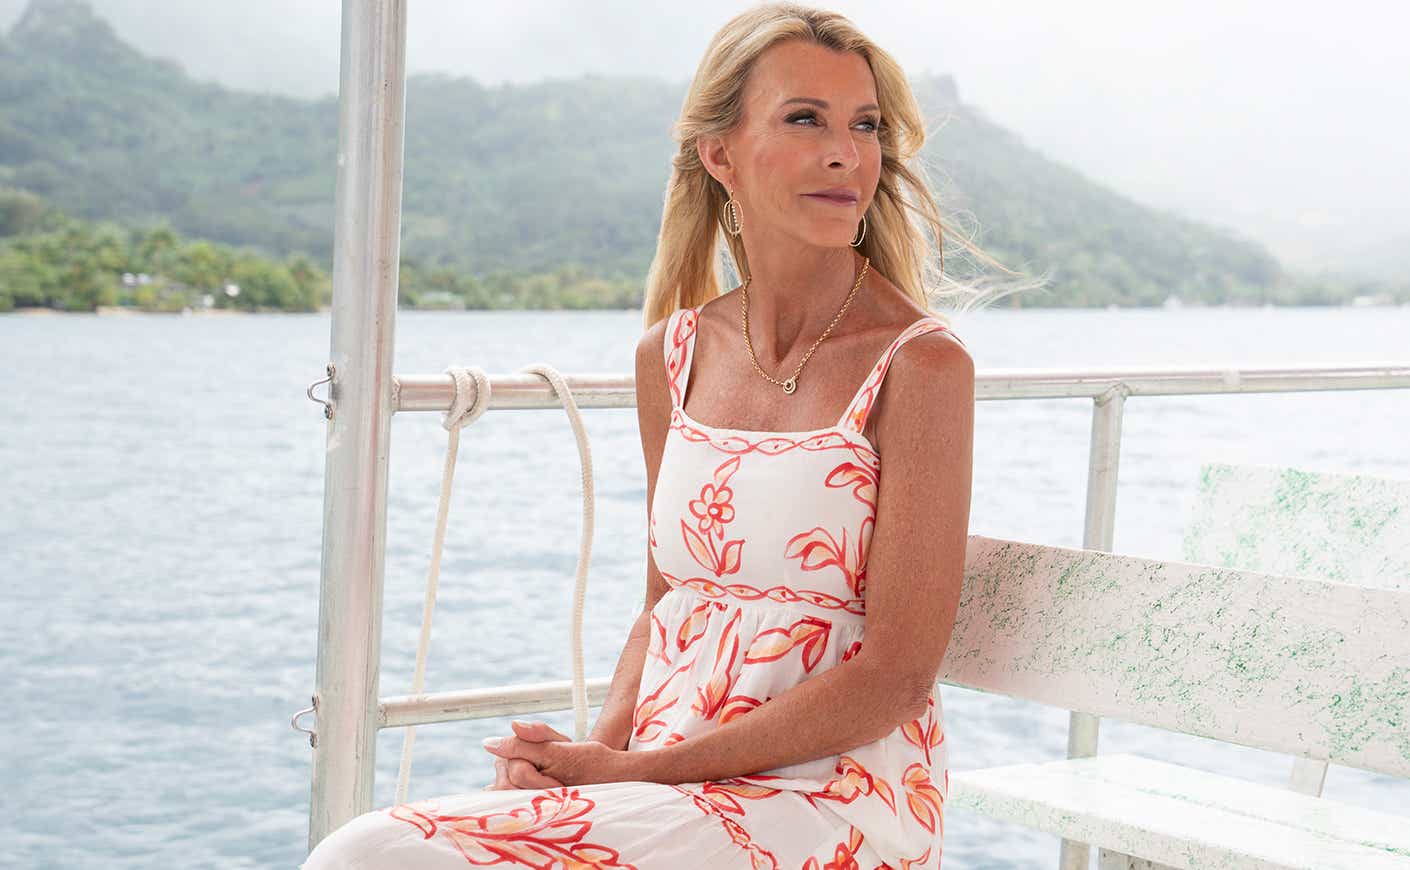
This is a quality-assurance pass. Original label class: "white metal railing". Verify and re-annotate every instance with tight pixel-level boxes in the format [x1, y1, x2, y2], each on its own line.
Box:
[393, 362, 1410, 410]
[307, 0, 406, 849]
[307, 357, 1410, 854]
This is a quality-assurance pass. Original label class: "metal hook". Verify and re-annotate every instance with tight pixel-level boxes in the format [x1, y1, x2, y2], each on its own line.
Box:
[307, 363, 335, 420]
[292, 694, 318, 747]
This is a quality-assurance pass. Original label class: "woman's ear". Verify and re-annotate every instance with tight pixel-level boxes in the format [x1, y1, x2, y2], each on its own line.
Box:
[696, 135, 734, 191]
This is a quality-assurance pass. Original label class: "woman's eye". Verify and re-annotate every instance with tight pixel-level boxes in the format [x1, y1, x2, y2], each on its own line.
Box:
[787, 111, 880, 134]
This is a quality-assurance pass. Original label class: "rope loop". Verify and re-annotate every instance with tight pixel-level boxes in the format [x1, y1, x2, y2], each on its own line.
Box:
[442, 365, 490, 432]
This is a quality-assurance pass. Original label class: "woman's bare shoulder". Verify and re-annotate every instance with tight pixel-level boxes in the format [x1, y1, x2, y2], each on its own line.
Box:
[635, 314, 672, 402]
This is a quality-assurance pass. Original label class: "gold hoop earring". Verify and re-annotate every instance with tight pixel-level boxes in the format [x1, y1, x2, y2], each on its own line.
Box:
[722, 188, 743, 236]
[850, 213, 867, 247]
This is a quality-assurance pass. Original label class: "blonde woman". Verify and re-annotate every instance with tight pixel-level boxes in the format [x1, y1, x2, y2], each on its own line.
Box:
[305, 3, 1004, 867]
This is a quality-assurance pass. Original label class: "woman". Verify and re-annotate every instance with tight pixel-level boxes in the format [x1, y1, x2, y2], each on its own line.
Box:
[305, 3, 991, 867]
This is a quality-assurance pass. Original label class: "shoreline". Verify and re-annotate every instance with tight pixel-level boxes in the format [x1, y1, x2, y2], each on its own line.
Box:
[4, 300, 1409, 317]
[8, 306, 269, 316]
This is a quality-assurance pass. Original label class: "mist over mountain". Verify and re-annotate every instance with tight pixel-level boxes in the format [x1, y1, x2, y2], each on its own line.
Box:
[4, 0, 1398, 308]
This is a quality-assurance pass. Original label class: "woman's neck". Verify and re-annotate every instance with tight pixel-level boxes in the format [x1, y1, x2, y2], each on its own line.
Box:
[738, 244, 865, 366]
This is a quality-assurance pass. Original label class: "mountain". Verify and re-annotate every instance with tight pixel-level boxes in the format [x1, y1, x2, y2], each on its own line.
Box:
[1, 0, 1301, 306]
[1, 0, 338, 257]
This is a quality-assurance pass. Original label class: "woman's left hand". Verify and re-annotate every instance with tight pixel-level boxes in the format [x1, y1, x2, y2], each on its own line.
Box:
[481, 720, 638, 787]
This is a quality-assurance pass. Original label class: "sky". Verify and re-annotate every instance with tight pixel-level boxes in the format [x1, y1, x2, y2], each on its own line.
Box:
[4, 0, 1407, 274]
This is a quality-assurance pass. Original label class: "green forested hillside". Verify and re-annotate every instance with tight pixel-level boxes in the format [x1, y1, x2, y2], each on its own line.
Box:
[0, 0, 339, 260]
[0, 187, 329, 312]
[2, 0, 1401, 310]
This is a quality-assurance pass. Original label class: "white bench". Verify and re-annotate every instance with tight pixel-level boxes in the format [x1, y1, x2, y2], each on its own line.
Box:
[941, 534, 1410, 869]
[1182, 462, 1410, 798]
[1183, 462, 1410, 592]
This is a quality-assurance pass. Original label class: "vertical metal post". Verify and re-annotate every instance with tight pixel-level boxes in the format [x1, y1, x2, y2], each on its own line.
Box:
[1058, 385, 1128, 870]
[307, 0, 409, 851]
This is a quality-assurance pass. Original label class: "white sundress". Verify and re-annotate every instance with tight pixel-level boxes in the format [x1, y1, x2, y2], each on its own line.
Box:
[302, 303, 964, 869]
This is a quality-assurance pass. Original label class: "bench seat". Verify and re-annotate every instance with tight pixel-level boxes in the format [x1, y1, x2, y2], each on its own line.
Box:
[949, 752, 1410, 869]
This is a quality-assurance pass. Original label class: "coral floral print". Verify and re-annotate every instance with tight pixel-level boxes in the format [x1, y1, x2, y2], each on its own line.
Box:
[300, 304, 962, 870]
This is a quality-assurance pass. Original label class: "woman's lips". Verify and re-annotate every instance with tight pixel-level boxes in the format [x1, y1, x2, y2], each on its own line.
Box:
[802, 194, 857, 206]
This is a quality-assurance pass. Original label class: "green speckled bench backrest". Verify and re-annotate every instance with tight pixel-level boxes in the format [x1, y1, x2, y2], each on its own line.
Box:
[1182, 463, 1410, 590]
[942, 535, 1410, 779]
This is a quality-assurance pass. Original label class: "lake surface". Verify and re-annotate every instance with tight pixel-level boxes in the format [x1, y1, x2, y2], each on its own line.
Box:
[2, 305, 1407, 869]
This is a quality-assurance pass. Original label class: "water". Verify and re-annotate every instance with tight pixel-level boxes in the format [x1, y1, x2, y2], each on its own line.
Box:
[2, 305, 1407, 869]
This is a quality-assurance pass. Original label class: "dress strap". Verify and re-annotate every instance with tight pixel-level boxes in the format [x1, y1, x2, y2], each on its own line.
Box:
[664, 305, 702, 410]
[837, 317, 964, 435]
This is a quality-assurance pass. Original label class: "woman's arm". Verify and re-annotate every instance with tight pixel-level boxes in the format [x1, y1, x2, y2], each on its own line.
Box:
[623, 653, 920, 785]
[586, 606, 652, 749]
[588, 317, 676, 749]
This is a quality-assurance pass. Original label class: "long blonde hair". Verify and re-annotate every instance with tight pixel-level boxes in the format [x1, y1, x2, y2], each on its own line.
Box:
[641, 2, 1043, 331]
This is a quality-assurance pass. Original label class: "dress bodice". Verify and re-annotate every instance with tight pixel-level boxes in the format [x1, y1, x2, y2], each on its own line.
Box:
[650, 303, 964, 625]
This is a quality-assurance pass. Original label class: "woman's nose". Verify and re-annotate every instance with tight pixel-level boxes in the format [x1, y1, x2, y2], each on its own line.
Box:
[825, 127, 860, 169]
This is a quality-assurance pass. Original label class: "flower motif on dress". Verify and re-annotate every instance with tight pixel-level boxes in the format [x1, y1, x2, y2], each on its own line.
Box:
[681, 455, 745, 577]
[387, 789, 638, 869]
[811, 460, 881, 597]
[689, 456, 739, 536]
[645, 611, 670, 665]
[718, 694, 764, 724]
[825, 461, 878, 512]
[743, 615, 832, 673]
[693, 779, 788, 815]
[388, 798, 443, 839]
[901, 695, 944, 767]
[901, 763, 945, 835]
[783, 525, 867, 599]
[675, 600, 717, 654]
[632, 658, 695, 743]
[808, 756, 897, 813]
[692, 608, 744, 720]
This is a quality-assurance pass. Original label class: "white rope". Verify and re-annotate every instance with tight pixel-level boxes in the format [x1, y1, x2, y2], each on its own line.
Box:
[394, 363, 595, 805]
[521, 364, 596, 747]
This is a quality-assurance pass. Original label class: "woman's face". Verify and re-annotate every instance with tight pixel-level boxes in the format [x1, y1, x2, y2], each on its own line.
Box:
[706, 40, 883, 250]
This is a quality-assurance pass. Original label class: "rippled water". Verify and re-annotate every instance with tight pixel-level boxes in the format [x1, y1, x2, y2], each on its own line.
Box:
[2, 305, 1407, 868]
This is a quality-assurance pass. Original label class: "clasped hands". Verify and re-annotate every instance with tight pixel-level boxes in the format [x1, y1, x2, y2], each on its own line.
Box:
[480, 720, 636, 790]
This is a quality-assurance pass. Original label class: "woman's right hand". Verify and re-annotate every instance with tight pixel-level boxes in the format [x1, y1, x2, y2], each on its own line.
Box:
[484, 720, 574, 790]
[489, 754, 566, 790]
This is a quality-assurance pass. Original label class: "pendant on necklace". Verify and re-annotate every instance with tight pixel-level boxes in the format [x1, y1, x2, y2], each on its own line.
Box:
[782, 376, 798, 395]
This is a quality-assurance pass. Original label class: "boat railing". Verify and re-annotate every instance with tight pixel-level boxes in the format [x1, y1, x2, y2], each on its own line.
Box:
[305, 360, 1410, 851]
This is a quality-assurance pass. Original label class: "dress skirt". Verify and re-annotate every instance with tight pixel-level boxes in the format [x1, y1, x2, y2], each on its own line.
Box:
[300, 777, 902, 869]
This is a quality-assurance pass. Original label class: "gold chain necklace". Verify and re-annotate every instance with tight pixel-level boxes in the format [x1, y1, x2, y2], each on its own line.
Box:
[739, 255, 870, 395]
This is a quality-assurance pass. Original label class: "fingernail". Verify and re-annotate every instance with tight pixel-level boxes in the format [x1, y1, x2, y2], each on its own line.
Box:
[512, 720, 529, 728]
[481, 737, 501, 749]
